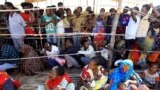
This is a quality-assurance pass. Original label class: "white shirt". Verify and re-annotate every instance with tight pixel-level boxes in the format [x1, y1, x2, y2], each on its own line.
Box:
[125, 15, 140, 40]
[136, 15, 150, 38]
[9, 12, 26, 39]
[78, 45, 96, 58]
[46, 45, 59, 59]
[144, 69, 159, 84]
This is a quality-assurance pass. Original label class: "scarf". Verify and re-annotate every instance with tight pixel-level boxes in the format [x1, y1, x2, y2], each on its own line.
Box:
[109, 59, 135, 90]
[47, 73, 72, 89]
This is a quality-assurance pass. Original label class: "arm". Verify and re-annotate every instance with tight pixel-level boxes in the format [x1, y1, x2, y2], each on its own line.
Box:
[40, 20, 55, 26]
[19, 15, 27, 27]
[155, 78, 159, 90]
[78, 46, 94, 55]
[151, 4, 160, 18]
[45, 79, 51, 90]
[131, 9, 137, 23]
[81, 79, 93, 90]
[40, 16, 55, 26]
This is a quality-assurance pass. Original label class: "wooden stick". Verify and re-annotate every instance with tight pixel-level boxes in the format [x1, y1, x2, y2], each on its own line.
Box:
[108, 0, 122, 71]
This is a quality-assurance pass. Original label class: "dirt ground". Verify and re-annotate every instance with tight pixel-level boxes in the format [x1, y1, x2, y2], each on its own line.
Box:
[11, 69, 81, 90]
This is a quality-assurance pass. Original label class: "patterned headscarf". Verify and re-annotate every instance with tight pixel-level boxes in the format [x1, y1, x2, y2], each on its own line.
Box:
[109, 59, 136, 90]
[20, 44, 36, 58]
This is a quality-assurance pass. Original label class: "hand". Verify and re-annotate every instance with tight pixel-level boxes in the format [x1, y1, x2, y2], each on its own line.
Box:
[50, 19, 55, 23]
[124, 80, 130, 86]
[57, 85, 62, 90]
[149, 3, 154, 8]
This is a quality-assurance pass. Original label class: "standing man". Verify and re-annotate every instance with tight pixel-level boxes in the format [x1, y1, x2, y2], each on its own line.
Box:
[136, 4, 151, 48]
[125, 7, 141, 49]
[4, 2, 26, 50]
[55, 2, 64, 19]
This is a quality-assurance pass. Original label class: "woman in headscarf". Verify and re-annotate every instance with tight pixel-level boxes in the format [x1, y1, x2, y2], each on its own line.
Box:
[106, 59, 147, 90]
[44, 66, 75, 90]
[20, 44, 45, 75]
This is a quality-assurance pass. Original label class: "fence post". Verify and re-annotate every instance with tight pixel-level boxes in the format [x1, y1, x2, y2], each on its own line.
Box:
[108, 0, 122, 71]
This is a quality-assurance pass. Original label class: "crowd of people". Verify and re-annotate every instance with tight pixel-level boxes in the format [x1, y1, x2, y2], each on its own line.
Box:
[0, 1, 160, 90]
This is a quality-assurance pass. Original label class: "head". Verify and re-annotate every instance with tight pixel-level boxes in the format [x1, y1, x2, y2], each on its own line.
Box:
[141, 4, 151, 14]
[0, 5, 4, 10]
[88, 57, 100, 70]
[100, 8, 105, 13]
[149, 62, 159, 74]
[20, 44, 33, 54]
[49, 66, 65, 79]
[133, 7, 139, 15]
[44, 42, 52, 51]
[39, 9, 44, 16]
[50, 5, 56, 14]
[123, 6, 129, 13]
[120, 59, 134, 73]
[77, 7, 82, 13]
[21, 2, 32, 13]
[65, 38, 73, 48]
[66, 8, 72, 17]
[4, 2, 15, 10]
[86, 6, 92, 12]
[46, 6, 52, 16]
[81, 39, 89, 50]
[118, 82, 127, 90]
[34, 7, 40, 14]
[109, 8, 116, 17]
[21, 2, 29, 9]
[57, 2, 63, 11]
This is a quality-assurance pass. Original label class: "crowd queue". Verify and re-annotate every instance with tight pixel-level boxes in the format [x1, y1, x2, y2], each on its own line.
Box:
[0, 1, 160, 90]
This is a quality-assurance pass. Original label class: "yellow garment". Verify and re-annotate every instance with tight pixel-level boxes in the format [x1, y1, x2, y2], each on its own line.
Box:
[81, 11, 89, 16]
[136, 15, 150, 38]
[143, 36, 155, 51]
[139, 53, 146, 60]
[79, 76, 107, 90]
[72, 15, 84, 32]
[93, 76, 107, 90]
[63, 17, 71, 28]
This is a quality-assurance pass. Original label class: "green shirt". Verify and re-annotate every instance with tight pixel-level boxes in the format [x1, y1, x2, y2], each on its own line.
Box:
[41, 15, 59, 34]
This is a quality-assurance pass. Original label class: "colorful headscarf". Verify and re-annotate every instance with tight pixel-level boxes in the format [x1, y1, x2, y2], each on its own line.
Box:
[109, 59, 135, 90]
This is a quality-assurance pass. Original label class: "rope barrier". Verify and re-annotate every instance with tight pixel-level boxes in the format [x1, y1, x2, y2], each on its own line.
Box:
[0, 49, 159, 61]
[0, 4, 159, 23]
[0, 5, 117, 12]
[0, 33, 159, 39]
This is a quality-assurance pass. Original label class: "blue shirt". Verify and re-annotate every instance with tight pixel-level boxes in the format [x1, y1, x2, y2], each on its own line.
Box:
[119, 14, 130, 26]
[0, 44, 20, 64]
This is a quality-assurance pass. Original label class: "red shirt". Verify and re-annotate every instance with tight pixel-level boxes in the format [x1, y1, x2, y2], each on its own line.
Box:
[21, 13, 35, 35]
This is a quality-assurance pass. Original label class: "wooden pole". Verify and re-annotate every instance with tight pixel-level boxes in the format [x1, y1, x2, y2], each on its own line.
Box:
[108, 0, 122, 71]
[93, 0, 95, 13]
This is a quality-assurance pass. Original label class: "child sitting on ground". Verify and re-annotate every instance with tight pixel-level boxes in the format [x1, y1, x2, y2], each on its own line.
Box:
[80, 57, 107, 90]
[141, 62, 159, 89]
[44, 66, 75, 90]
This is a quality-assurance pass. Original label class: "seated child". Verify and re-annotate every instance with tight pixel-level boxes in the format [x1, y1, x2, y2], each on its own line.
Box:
[141, 62, 159, 89]
[80, 57, 107, 90]
[44, 66, 75, 90]
[0, 71, 20, 90]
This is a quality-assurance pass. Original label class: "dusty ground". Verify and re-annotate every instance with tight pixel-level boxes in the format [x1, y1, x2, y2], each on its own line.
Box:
[11, 69, 81, 90]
